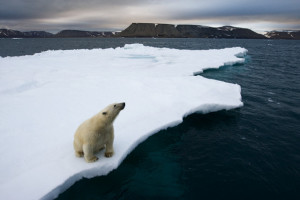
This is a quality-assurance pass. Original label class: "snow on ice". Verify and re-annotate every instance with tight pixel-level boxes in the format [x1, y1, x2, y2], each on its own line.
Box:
[0, 44, 247, 199]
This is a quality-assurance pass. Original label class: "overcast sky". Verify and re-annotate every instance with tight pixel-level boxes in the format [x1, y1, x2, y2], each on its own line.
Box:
[0, 0, 299, 33]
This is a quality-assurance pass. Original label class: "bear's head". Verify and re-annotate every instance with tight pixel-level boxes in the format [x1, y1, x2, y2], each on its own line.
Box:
[102, 102, 125, 123]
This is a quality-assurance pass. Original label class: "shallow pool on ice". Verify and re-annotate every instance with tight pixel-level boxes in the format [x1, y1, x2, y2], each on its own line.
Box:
[0, 44, 247, 200]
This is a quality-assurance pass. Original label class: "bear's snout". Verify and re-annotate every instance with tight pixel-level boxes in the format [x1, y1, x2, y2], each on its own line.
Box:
[120, 102, 125, 110]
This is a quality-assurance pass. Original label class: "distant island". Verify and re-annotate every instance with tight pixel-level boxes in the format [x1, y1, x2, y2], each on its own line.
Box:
[1, 23, 300, 39]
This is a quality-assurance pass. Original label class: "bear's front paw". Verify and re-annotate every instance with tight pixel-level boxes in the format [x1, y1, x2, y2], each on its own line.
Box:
[85, 156, 99, 163]
[105, 152, 114, 158]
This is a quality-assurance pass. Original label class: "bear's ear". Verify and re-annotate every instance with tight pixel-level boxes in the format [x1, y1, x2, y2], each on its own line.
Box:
[102, 112, 107, 115]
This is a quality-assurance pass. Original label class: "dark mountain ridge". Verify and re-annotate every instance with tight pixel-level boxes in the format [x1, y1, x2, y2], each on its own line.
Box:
[0, 29, 115, 38]
[1, 23, 299, 39]
[55, 30, 115, 38]
[265, 30, 300, 40]
[117, 23, 266, 39]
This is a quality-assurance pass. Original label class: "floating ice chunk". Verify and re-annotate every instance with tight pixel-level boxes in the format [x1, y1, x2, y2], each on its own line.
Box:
[268, 98, 274, 102]
[0, 44, 247, 200]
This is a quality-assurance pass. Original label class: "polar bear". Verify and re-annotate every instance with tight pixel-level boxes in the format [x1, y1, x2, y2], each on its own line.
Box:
[73, 102, 125, 163]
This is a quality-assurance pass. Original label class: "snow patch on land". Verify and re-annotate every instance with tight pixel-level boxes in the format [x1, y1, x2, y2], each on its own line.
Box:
[0, 44, 247, 200]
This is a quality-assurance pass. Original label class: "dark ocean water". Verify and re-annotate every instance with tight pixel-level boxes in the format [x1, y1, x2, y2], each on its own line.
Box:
[1, 38, 300, 200]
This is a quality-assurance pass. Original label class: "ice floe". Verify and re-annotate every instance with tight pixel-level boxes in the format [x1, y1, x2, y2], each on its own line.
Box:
[0, 44, 247, 199]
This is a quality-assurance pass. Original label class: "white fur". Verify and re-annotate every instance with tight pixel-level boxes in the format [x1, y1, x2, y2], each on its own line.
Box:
[73, 102, 125, 162]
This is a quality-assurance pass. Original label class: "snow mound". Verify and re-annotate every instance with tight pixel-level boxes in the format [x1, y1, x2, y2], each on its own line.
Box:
[0, 44, 247, 199]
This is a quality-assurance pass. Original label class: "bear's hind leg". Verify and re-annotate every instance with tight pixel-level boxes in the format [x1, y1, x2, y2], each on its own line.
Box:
[74, 140, 84, 157]
[83, 144, 98, 162]
[75, 151, 84, 157]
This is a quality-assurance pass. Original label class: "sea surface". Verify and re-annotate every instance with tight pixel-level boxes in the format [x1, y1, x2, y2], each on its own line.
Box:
[1, 38, 300, 200]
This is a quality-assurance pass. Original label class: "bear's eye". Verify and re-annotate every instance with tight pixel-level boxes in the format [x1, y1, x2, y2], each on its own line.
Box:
[102, 112, 107, 115]
[114, 104, 116, 108]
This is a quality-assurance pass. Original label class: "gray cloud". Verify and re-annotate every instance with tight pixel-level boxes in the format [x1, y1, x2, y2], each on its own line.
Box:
[161, 0, 300, 20]
[0, 0, 299, 32]
[0, 0, 141, 19]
